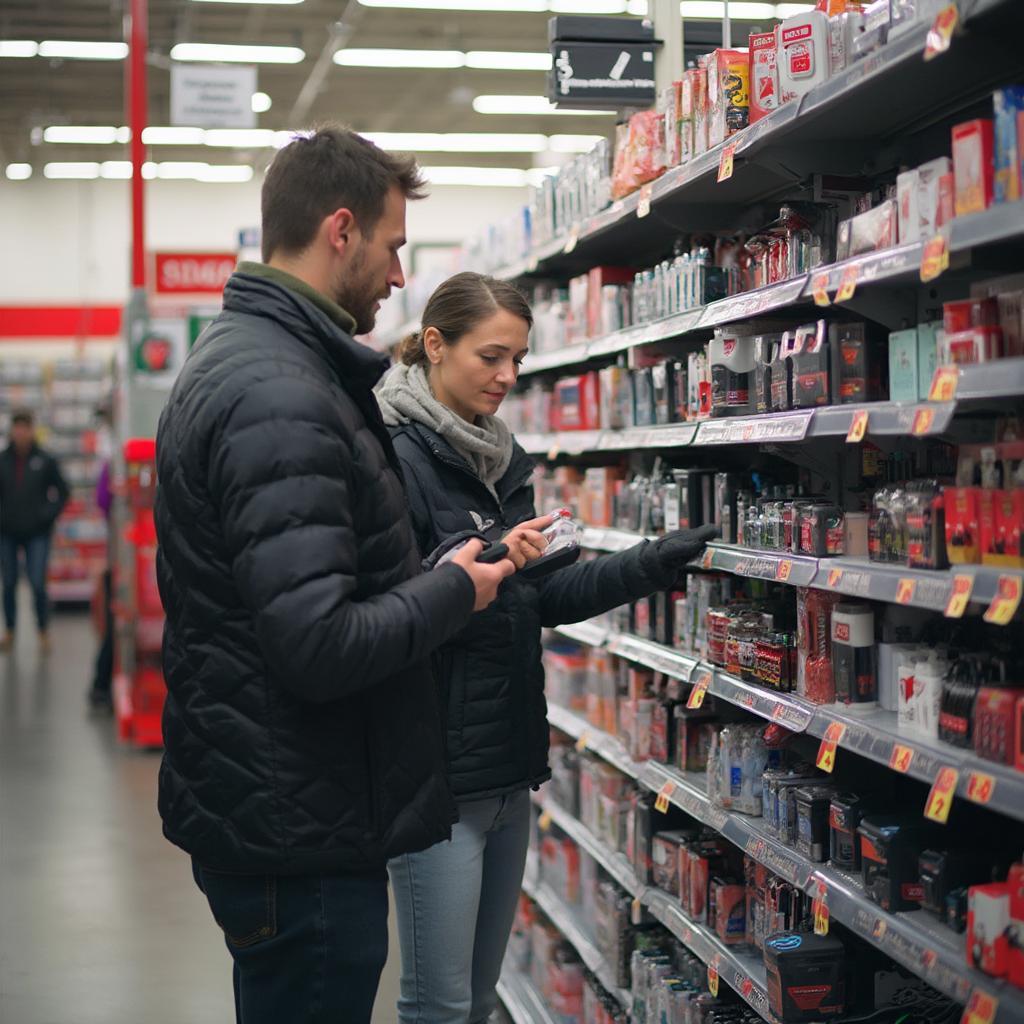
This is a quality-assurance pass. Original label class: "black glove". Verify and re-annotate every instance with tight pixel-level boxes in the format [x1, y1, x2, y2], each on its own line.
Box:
[641, 524, 720, 584]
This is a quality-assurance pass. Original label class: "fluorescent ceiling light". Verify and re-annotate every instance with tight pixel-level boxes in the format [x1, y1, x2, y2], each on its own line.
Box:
[0, 41, 38, 58]
[362, 131, 549, 153]
[251, 91, 272, 113]
[99, 161, 134, 179]
[358, 0, 546, 7]
[774, 2, 815, 13]
[473, 95, 615, 115]
[335, 48, 464, 68]
[43, 162, 101, 179]
[170, 43, 304, 63]
[5, 163, 33, 180]
[196, 165, 254, 182]
[142, 126, 207, 145]
[422, 166, 529, 188]
[465, 51, 551, 70]
[203, 129, 278, 147]
[679, 1, 773, 15]
[191, 0, 303, 4]
[547, 134, 604, 153]
[43, 126, 130, 144]
[550, 0, 626, 11]
[526, 166, 559, 187]
[38, 41, 128, 60]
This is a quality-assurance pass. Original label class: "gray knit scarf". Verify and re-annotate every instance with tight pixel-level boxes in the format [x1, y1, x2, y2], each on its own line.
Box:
[376, 361, 513, 498]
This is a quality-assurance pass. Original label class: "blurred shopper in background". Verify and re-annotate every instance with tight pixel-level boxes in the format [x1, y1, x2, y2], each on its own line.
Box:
[0, 409, 69, 654]
[154, 128, 513, 1024]
[377, 271, 717, 1024]
[88, 404, 114, 710]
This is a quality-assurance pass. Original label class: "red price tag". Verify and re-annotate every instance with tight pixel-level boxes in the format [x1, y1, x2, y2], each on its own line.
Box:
[961, 990, 998, 1024]
[920, 231, 950, 281]
[776, 559, 793, 582]
[655, 781, 676, 814]
[827, 568, 844, 589]
[835, 264, 859, 303]
[846, 410, 869, 444]
[928, 365, 959, 403]
[812, 273, 831, 307]
[708, 965, 719, 997]
[945, 574, 974, 618]
[889, 744, 914, 773]
[637, 184, 653, 218]
[924, 2, 959, 61]
[924, 766, 960, 824]
[983, 574, 1023, 626]
[911, 408, 936, 436]
[741, 978, 754, 999]
[718, 140, 738, 183]
[702, 547, 715, 570]
[966, 771, 995, 806]
[687, 673, 711, 709]
[895, 578, 917, 605]
[816, 722, 846, 773]
[814, 895, 830, 935]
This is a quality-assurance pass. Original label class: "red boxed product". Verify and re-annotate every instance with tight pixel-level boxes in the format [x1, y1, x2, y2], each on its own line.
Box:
[582, 466, 625, 527]
[712, 880, 748, 944]
[942, 326, 1004, 364]
[707, 48, 750, 146]
[980, 488, 1024, 568]
[749, 31, 779, 124]
[953, 119, 996, 217]
[587, 267, 635, 339]
[968, 883, 1011, 977]
[943, 297, 1000, 332]
[610, 110, 666, 200]
[973, 686, 1024, 766]
[652, 831, 688, 896]
[1009, 861, 1024, 986]
[552, 372, 600, 430]
[944, 487, 982, 564]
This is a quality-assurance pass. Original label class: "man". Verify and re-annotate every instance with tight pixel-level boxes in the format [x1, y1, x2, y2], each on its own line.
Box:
[154, 127, 514, 1024]
[0, 409, 69, 653]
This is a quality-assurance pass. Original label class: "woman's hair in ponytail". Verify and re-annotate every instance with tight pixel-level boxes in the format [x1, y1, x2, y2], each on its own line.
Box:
[399, 271, 532, 367]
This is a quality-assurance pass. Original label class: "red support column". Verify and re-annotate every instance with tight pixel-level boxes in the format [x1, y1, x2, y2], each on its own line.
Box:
[127, 0, 148, 289]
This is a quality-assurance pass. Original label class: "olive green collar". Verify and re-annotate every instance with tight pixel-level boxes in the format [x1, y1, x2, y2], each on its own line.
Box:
[237, 261, 357, 335]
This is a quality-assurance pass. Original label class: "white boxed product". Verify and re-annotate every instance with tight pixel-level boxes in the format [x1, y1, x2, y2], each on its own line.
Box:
[777, 10, 830, 104]
[897, 169, 921, 243]
[917, 156, 953, 238]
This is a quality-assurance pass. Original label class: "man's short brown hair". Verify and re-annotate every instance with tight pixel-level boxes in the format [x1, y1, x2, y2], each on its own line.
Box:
[261, 127, 427, 263]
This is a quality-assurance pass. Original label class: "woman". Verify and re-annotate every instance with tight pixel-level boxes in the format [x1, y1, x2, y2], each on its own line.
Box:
[376, 271, 716, 1023]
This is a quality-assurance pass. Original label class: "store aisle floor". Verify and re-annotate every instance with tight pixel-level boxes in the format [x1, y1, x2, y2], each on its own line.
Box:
[0, 610, 402, 1024]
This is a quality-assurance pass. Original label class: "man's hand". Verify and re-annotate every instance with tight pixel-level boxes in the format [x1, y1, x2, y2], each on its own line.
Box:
[501, 514, 554, 570]
[450, 540, 517, 611]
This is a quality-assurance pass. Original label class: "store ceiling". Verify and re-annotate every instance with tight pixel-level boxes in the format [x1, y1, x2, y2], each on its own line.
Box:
[0, 0, 781, 177]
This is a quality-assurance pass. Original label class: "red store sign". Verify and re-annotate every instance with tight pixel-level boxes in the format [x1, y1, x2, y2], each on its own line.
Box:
[154, 252, 236, 294]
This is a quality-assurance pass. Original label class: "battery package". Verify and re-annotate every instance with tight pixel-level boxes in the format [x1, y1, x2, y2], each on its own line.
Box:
[829, 321, 887, 404]
[860, 815, 933, 912]
[709, 329, 755, 417]
[790, 321, 831, 409]
[830, 792, 870, 872]
[749, 30, 779, 124]
[831, 603, 877, 708]
[764, 932, 846, 1022]
[919, 848, 991, 919]
[795, 785, 834, 862]
[968, 883, 1011, 977]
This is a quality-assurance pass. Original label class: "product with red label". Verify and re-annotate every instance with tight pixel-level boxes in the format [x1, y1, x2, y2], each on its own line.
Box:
[707, 48, 750, 148]
[709, 328, 756, 417]
[652, 830, 689, 896]
[790, 320, 831, 409]
[1008, 861, 1024, 986]
[919, 156, 953, 237]
[688, 64, 709, 158]
[831, 603, 877, 708]
[829, 321, 887, 403]
[897, 168, 921, 243]
[770, 331, 798, 412]
[973, 686, 1024, 766]
[906, 479, 948, 570]
[711, 879, 748, 944]
[659, 81, 682, 167]
[944, 296, 1000, 332]
[830, 792, 870, 872]
[994, 87, 1024, 204]
[953, 119, 996, 217]
[859, 815, 934, 912]
[764, 931, 846, 1022]
[749, 31, 779, 123]
[798, 587, 841, 704]
[587, 266, 635, 340]
[777, 10, 830, 104]
[552, 372, 601, 431]
[844, 199, 898, 258]
[967, 883, 1011, 977]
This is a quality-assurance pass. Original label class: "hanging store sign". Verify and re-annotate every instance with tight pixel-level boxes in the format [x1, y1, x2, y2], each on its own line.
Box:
[549, 42, 657, 106]
[171, 63, 256, 128]
[154, 252, 237, 295]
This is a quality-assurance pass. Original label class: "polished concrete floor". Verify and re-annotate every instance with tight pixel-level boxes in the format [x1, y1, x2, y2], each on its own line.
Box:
[0, 610, 403, 1024]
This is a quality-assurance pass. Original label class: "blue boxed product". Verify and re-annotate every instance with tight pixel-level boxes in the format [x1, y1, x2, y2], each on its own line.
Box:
[994, 86, 1024, 204]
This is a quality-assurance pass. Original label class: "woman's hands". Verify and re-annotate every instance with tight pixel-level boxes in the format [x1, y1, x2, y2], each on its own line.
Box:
[501, 514, 554, 570]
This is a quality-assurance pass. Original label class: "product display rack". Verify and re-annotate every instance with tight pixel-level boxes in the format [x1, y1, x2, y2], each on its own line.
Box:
[496, 963, 560, 1024]
[537, 701, 1024, 1023]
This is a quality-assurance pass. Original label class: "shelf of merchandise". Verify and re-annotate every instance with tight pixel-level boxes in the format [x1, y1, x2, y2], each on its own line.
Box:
[496, 964, 559, 1024]
[521, 866, 632, 1010]
[543, 703, 1024, 1022]
[491, 0, 1018, 282]
[547, 703, 643, 780]
[550, 625, 1024, 823]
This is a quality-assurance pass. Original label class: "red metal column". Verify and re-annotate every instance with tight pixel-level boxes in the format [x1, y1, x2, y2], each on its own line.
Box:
[127, 0, 148, 289]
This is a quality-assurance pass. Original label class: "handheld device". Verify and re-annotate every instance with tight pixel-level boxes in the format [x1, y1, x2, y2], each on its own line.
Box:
[519, 509, 582, 580]
[475, 542, 509, 564]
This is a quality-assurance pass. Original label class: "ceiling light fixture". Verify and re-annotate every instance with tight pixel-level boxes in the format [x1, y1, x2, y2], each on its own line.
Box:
[334, 48, 465, 68]
[251, 91, 273, 112]
[422, 166, 529, 187]
[43, 162, 102, 179]
[5, 163, 33, 180]
[203, 129, 278, 147]
[99, 161, 135, 179]
[0, 41, 38, 58]
[464, 51, 552, 70]
[191, 0, 303, 4]
[141, 126, 207, 145]
[357, 0, 546, 8]
[472, 95, 615, 115]
[774, 2, 815, 14]
[170, 43, 305, 63]
[38, 41, 129, 60]
[547, 134, 605, 153]
[43, 126, 130, 145]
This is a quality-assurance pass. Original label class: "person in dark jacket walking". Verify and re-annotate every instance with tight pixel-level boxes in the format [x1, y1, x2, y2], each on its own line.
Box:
[154, 129, 514, 1024]
[0, 409, 69, 653]
[376, 272, 717, 1023]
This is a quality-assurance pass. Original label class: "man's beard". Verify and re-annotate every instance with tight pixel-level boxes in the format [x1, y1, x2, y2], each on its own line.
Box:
[332, 249, 379, 336]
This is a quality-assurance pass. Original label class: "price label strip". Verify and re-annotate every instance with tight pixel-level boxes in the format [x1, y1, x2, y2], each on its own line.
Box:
[702, 547, 715, 570]
[827, 568, 844, 589]
[983, 574, 1023, 626]
[637, 184, 653, 219]
[924, 766, 960, 824]
[775, 559, 793, 583]
[895, 578, 917, 605]
[928, 365, 959, 403]
[812, 273, 831, 307]
[707, 965, 719, 997]
[687, 672, 712, 709]
[718, 140, 738, 183]
[846, 410, 869, 444]
[924, 2, 959, 61]
[816, 722, 847, 773]
[889, 744, 914, 773]
[961, 990, 998, 1024]
[966, 771, 995, 806]
[911, 407, 936, 436]
[835, 264, 859, 303]
[945, 574, 974, 618]
[655, 780, 676, 814]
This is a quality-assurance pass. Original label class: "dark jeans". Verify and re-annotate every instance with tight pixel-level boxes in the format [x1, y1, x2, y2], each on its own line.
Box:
[91, 570, 113, 695]
[191, 860, 389, 1024]
[0, 533, 52, 632]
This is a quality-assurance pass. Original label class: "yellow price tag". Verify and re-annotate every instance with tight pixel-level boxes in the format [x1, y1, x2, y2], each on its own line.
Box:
[812, 273, 831, 307]
[538, 810, 553, 831]
[966, 771, 995, 806]
[944, 574, 974, 618]
[702, 547, 715, 570]
[718, 140, 738, 183]
[961, 991, 998, 1024]
[835, 265, 859, 303]
[928, 365, 959, 403]
[911, 407, 936, 437]
[846, 410, 869, 444]
[655, 781, 676, 814]
[687, 673, 711, 709]
[815, 722, 846, 773]
[637, 184, 653, 218]
[547, 442, 561, 461]
[983, 575, 1023, 626]
[924, 2, 959, 61]
[631, 896, 644, 924]
[924, 766, 960, 824]
[562, 225, 580, 255]
[814, 897, 830, 936]
[827, 568, 844, 589]
[889, 744, 914, 773]
[575, 732, 590, 753]
[895, 578, 917, 605]
[708, 966, 719, 997]
[920, 232, 950, 282]
[776, 559, 793, 582]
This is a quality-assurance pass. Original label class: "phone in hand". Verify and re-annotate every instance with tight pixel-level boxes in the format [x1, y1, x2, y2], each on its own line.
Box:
[519, 509, 581, 580]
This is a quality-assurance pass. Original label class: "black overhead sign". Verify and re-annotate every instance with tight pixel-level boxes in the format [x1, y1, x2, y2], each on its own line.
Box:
[547, 16, 661, 109]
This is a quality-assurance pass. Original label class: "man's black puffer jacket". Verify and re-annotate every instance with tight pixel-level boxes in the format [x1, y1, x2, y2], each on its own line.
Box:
[389, 421, 675, 802]
[155, 272, 476, 875]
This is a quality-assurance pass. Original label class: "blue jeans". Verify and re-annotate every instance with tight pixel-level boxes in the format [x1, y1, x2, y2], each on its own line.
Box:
[0, 533, 52, 632]
[388, 789, 531, 1024]
[191, 860, 388, 1024]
